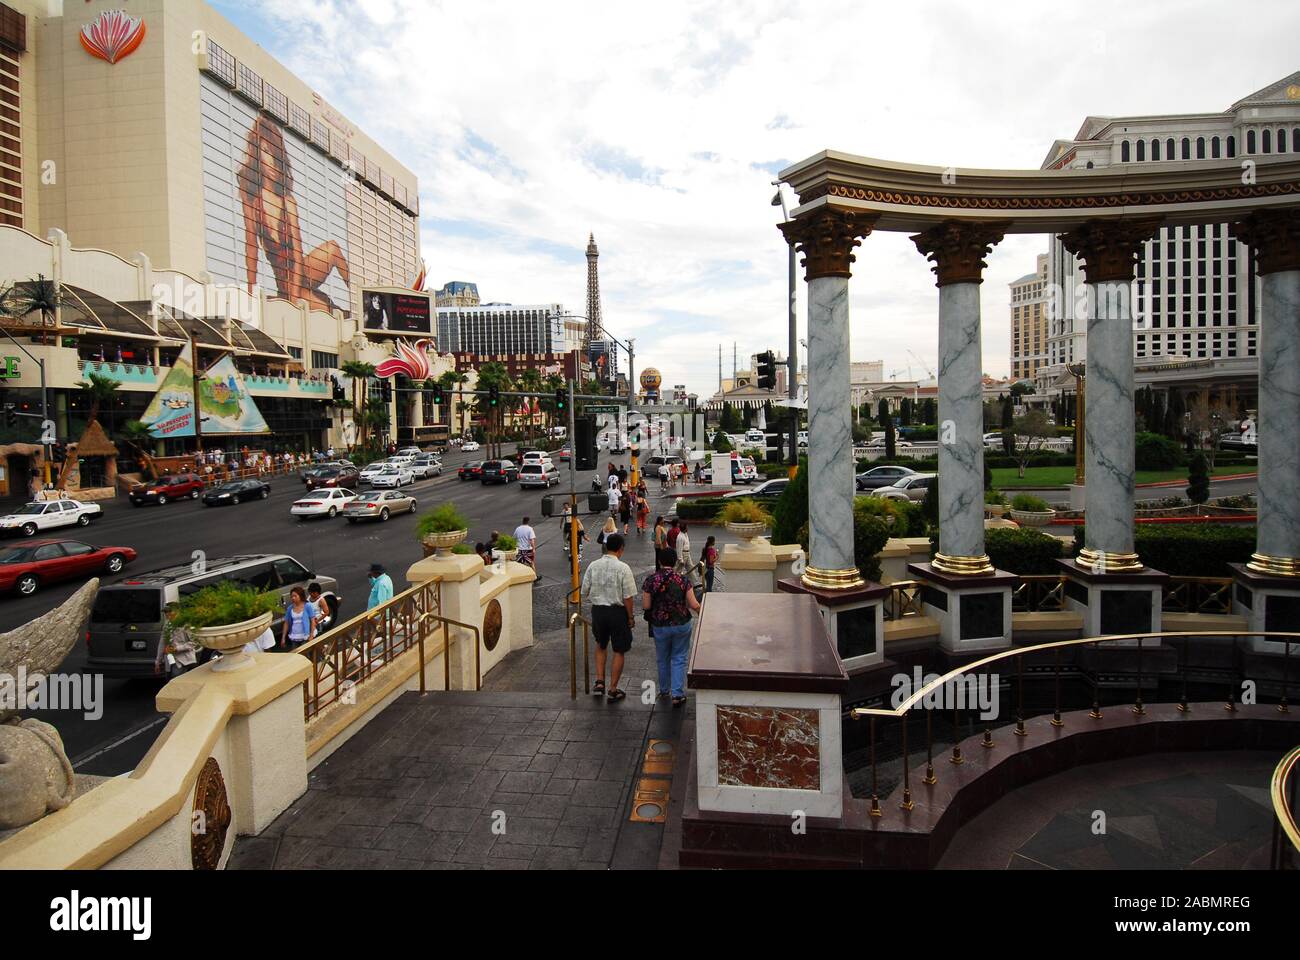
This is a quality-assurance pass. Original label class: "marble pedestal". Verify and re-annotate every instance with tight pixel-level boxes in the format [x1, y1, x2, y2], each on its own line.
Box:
[688, 593, 849, 820]
[1230, 563, 1300, 654]
[908, 563, 1015, 653]
[1057, 560, 1167, 642]
[1068, 484, 1087, 512]
[720, 540, 777, 593]
[777, 577, 889, 671]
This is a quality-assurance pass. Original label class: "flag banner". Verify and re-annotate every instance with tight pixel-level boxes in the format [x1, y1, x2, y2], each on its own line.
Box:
[139, 344, 271, 438]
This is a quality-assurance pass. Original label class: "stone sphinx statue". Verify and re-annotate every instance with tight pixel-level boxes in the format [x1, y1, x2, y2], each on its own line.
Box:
[0, 579, 97, 830]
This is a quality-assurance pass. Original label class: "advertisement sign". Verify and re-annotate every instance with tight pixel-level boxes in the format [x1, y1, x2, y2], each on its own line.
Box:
[362, 290, 433, 335]
[0, 357, 18, 380]
[139, 345, 270, 438]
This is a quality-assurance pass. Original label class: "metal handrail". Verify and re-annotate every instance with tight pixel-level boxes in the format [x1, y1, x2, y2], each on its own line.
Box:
[1272, 745, 1300, 869]
[848, 629, 1298, 819]
[568, 612, 591, 700]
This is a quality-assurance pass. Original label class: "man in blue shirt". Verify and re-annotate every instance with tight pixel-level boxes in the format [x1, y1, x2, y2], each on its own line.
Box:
[367, 563, 394, 609]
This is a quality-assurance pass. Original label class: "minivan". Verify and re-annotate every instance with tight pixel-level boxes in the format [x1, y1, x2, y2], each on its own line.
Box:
[86, 554, 339, 679]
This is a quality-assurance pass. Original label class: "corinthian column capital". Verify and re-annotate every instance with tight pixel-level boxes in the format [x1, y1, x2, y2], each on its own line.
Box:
[909, 221, 1009, 287]
[1059, 218, 1162, 284]
[1231, 209, 1300, 275]
[779, 208, 879, 281]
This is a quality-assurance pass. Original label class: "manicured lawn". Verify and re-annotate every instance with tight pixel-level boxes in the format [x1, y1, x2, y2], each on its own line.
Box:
[992, 465, 1253, 489]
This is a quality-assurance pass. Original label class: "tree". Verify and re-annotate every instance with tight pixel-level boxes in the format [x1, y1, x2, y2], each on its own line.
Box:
[475, 361, 513, 459]
[878, 399, 895, 459]
[772, 456, 809, 546]
[1010, 410, 1054, 478]
[1001, 395, 1015, 456]
[720, 402, 741, 434]
[74, 373, 121, 429]
[1186, 453, 1210, 506]
[1, 275, 63, 344]
[900, 397, 913, 426]
[920, 398, 936, 425]
[1184, 388, 1238, 469]
[1009, 380, 1033, 400]
[517, 368, 544, 443]
[340, 360, 377, 451]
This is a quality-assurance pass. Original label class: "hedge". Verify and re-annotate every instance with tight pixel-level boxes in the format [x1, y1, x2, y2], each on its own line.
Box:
[1135, 432, 1186, 470]
[984, 528, 1065, 574]
[1072, 524, 1256, 577]
[674, 497, 727, 521]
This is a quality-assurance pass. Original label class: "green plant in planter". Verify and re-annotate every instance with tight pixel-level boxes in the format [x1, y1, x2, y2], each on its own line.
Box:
[1010, 493, 1051, 512]
[417, 502, 470, 539]
[495, 533, 518, 551]
[984, 489, 1008, 506]
[171, 581, 280, 630]
[451, 544, 474, 555]
[717, 498, 773, 526]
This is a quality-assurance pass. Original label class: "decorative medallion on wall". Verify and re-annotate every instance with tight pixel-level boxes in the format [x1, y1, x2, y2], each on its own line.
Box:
[375, 338, 436, 380]
[483, 598, 503, 653]
[191, 757, 232, 871]
[79, 9, 147, 65]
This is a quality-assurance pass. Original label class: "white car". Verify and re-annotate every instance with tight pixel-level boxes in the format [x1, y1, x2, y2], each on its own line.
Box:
[370, 465, 415, 488]
[291, 487, 358, 519]
[359, 461, 394, 483]
[409, 456, 443, 478]
[984, 432, 1007, 449]
[0, 499, 105, 538]
[519, 462, 561, 488]
[521, 450, 551, 466]
[865, 437, 914, 450]
[797, 431, 809, 448]
[388, 454, 416, 467]
[461, 441, 481, 453]
[396, 447, 424, 458]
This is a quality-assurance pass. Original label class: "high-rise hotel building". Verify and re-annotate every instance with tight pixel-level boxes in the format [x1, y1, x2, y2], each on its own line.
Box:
[1035, 72, 1300, 393]
[1009, 254, 1049, 383]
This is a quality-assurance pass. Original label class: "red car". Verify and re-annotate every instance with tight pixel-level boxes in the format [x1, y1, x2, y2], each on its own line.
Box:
[130, 472, 205, 506]
[0, 539, 138, 597]
[458, 461, 484, 481]
[306, 466, 361, 490]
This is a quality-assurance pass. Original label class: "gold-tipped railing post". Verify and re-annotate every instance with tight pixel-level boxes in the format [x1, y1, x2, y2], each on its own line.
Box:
[869, 717, 881, 817]
[1051, 646, 1063, 727]
[1178, 635, 1190, 713]
[1015, 654, 1026, 737]
[1225, 636, 1238, 712]
[443, 620, 450, 692]
[923, 710, 936, 785]
[900, 717, 914, 811]
[950, 699, 963, 765]
[1089, 641, 1103, 719]
[1133, 637, 1145, 716]
[1281, 639, 1291, 715]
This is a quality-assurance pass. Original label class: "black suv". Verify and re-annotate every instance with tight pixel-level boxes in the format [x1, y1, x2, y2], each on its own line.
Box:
[480, 460, 519, 484]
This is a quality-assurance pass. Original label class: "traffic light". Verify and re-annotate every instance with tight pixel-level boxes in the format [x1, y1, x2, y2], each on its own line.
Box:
[574, 416, 597, 472]
[488, 384, 500, 408]
[4, 405, 14, 428]
[756, 351, 777, 391]
[431, 384, 445, 406]
[379, 379, 393, 403]
[555, 389, 567, 413]
[332, 381, 346, 403]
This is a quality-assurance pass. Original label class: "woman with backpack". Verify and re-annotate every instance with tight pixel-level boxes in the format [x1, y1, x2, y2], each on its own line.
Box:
[642, 548, 701, 707]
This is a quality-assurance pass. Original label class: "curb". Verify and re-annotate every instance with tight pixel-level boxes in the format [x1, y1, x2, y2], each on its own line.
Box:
[1135, 472, 1257, 489]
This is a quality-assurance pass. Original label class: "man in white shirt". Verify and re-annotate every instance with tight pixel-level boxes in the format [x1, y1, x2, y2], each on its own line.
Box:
[607, 484, 620, 518]
[513, 516, 537, 566]
[580, 533, 637, 702]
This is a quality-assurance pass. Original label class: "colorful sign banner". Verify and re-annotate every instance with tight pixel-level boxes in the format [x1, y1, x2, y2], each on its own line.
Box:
[139, 345, 270, 438]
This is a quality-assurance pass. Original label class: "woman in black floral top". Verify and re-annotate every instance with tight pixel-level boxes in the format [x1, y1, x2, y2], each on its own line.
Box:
[642, 548, 701, 706]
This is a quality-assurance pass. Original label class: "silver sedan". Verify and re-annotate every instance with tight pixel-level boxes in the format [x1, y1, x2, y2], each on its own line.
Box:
[342, 489, 418, 523]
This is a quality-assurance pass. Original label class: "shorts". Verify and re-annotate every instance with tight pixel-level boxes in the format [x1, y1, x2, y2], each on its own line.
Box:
[591, 604, 633, 654]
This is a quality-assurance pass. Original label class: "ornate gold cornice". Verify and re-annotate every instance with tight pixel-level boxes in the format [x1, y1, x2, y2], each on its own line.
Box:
[910, 221, 1008, 287]
[1059, 219, 1163, 284]
[1231, 209, 1300, 275]
[779, 208, 878, 281]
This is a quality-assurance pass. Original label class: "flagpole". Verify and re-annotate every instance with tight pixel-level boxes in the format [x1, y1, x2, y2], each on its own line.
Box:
[190, 333, 204, 456]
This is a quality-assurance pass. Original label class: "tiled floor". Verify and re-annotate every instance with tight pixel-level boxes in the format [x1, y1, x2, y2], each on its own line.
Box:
[937, 750, 1281, 870]
[230, 621, 689, 871]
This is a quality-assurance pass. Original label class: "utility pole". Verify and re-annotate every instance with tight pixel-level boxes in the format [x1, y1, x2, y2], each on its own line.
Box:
[567, 374, 579, 612]
[190, 333, 204, 456]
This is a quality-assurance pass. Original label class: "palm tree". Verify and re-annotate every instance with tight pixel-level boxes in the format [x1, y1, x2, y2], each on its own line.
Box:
[362, 398, 390, 452]
[116, 420, 159, 480]
[74, 373, 121, 429]
[340, 360, 377, 451]
[3, 276, 63, 344]
[475, 361, 512, 459]
[517, 368, 543, 444]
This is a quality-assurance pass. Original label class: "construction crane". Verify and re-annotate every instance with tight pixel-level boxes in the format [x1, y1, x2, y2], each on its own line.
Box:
[907, 349, 937, 381]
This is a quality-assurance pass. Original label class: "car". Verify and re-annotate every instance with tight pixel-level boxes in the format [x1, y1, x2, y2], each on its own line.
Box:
[556, 447, 571, 462]
[87, 554, 338, 679]
[458, 461, 484, 481]
[370, 465, 415, 488]
[129, 473, 205, 506]
[736, 458, 759, 483]
[409, 455, 443, 478]
[301, 459, 354, 482]
[643, 454, 685, 478]
[0, 499, 105, 538]
[0, 539, 138, 597]
[983, 432, 1007, 449]
[461, 441, 481, 453]
[343, 490, 418, 523]
[869, 473, 936, 502]
[291, 487, 359, 519]
[388, 454, 417, 467]
[745, 429, 766, 443]
[203, 479, 271, 506]
[519, 462, 561, 489]
[723, 477, 789, 501]
[396, 447, 424, 458]
[359, 461, 395, 484]
[305, 466, 361, 490]
[797, 431, 809, 448]
[481, 459, 519, 484]
[864, 437, 914, 450]
[520, 450, 551, 466]
[856, 465, 919, 491]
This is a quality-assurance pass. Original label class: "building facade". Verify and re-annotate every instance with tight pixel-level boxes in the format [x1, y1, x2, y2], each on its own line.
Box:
[1009, 254, 1049, 382]
[435, 303, 567, 356]
[1035, 71, 1300, 396]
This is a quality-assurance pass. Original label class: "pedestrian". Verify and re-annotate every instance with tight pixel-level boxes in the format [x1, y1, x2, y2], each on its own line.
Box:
[694, 460, 703, 484]
[561, 501, 573, 551]
[606, 482, 619, 519]
[676, 520, 694, 582]
[643, 547, 701, 707]
[654, 516, 667, 550]
[367, 563, 394, 609]
[514, 516, 537, 567]
[475, 542, 492, 565]
[607, 469, 620, 492]
[581, 532, 637, 703]
[636, 494, 650, 536]
[636, 478, 648, 500]
[703, 536, 719, 592]
[666, 518, 681, 553]
[618, 464, 628, 486]
[308, 582, 341, 633]
[659, 462, 670, 493]
[597, 516, 618, 550]
[572, 515, 588, 562]
[618, 489, 632, 535]
[281, 587, 317, 650]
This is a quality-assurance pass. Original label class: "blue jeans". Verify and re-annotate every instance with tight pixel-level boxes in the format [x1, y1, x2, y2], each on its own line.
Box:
[653, 622, 693, 699]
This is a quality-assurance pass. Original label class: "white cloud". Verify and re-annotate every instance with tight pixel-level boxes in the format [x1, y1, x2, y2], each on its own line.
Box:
[231, 0, 1300, 395]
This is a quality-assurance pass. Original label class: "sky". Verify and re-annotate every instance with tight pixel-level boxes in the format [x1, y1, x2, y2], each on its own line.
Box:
[216, 0, 1300, 397]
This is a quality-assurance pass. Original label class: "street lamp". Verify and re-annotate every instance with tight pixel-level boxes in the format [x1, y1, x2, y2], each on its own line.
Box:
[1067, 362, 1086, 486]
[773, 180, 799, 465]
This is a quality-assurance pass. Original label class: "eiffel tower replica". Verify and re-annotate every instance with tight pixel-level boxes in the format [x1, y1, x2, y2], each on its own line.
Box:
[585, 233, 602, 348]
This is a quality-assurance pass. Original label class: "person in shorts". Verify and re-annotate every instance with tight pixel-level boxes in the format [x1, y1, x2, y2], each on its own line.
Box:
[580, 533, 637, 702]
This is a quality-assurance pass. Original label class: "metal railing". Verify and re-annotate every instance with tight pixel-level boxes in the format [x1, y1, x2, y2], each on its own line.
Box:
[296, 578, 483, 720]
[1011, 575, 1067, 613]
[568, 612, 591, 700]
[1271, 745, 1300, 869]
[884, 581, 925, 621]
[1162, 577, 1234, 615]
[849, 631, 1298, 834]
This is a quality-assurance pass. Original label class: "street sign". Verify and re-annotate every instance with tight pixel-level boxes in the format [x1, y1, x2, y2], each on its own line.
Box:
[585, 405, 621, 414]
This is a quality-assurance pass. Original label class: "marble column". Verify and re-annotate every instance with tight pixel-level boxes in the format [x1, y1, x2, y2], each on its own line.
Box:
[1233, 210, 1300, 575]
[780, 208, 877, 590]
[912, 222, 1006, 575]
[1060, 219, 1161, 572]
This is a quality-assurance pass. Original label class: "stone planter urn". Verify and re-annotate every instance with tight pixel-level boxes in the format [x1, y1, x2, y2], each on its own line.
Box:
[1010, 508, 1056, 528]
[498, 549, 519, 563]
[986, 503, 1007, 518]
[193, 611, 273, 673]
[422, 529, 469, 559]
[725, 521, 769, 549]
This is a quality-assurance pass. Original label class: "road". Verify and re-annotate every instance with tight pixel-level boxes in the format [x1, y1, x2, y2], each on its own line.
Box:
[0, 445, 660, 776]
